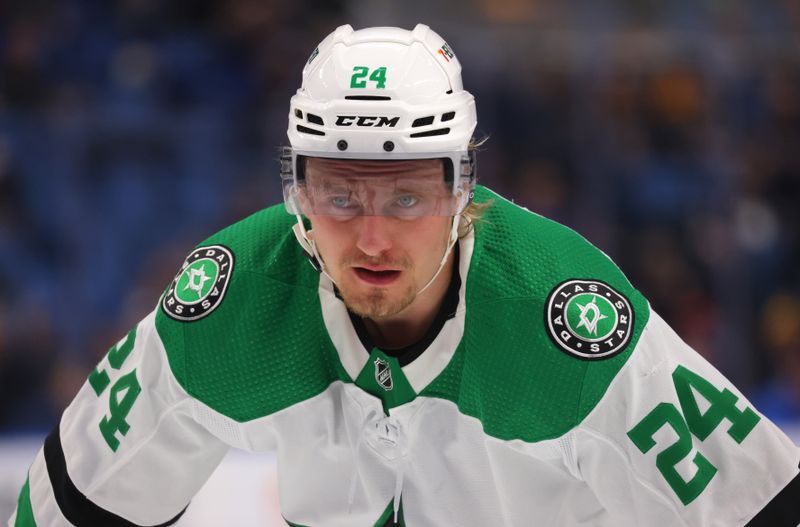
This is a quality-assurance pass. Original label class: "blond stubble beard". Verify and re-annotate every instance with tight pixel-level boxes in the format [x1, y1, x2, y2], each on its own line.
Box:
[337, 269, 418, 319]
[314, 220, 452, 319]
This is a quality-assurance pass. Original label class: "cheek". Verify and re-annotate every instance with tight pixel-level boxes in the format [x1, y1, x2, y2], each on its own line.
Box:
[309, 218, 348, 263]
[428, 218, 453, 245]
[411, 219, 452, 262]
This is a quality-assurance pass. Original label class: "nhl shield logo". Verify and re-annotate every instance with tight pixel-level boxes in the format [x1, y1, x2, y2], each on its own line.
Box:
[374, 358, 393, 391]
[162, 245, 234, 322]
[545, 279, 633, 360]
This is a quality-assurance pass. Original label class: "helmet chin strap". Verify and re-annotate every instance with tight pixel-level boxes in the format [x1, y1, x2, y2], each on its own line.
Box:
[292, 213, 337, 286]
[292, 214, 460, 299]
[416, 214, 460, 295]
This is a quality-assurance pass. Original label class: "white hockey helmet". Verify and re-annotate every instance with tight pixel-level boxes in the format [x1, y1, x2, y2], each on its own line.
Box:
[281, 23, 478, 217]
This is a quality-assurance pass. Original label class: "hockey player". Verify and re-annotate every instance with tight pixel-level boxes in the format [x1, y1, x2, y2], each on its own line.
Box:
[9, 24, 800, 527]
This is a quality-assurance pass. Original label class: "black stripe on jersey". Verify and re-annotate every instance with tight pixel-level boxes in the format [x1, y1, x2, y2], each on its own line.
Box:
[43, 424, 187, 527]
[746, 463, 800, 526]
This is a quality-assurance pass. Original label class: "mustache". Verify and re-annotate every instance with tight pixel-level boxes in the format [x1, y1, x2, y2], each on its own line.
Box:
[341, 252, 412, 269]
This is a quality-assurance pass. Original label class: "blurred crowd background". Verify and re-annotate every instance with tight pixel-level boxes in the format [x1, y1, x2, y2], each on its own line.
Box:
[0, 0, 799, 437]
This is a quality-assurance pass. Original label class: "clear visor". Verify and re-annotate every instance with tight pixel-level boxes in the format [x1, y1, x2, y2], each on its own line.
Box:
[295, 157, 468, 218]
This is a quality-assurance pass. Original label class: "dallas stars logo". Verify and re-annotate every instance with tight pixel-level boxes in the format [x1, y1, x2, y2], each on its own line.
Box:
[575, 297, 607, 336]
[545, 279, 633, 360]
[162, 245, 234, 322]
[184, 265, 213, 299]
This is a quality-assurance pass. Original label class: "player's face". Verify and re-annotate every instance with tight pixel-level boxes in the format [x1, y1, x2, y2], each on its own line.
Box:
[303, 158, 453, 319]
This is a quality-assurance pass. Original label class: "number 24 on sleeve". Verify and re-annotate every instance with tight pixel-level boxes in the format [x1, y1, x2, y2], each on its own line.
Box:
[627, 365, 760, 505]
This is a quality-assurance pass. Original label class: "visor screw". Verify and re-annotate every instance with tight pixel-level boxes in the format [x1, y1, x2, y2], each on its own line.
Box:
[337, 140, 348, 151]
[383, 141, 395, 152]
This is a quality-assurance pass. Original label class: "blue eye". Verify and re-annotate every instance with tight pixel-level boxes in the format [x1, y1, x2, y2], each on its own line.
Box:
[331, 196, 352, 208]
[395, 195, 419, 208]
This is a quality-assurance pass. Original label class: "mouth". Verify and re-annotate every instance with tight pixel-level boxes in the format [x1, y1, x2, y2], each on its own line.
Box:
[352, 267, 402, 286]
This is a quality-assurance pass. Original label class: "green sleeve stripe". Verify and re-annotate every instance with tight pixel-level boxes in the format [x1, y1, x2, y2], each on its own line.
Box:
[13, 476, 37, 527]
[373, 499, 405, 526]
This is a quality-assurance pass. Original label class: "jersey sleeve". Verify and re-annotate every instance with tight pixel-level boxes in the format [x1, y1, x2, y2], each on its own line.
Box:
[575, 310, 800, 527]
[8, 309, 230, 527]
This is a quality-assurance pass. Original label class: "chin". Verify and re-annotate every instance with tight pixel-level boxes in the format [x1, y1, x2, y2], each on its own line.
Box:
[340, 282, 416, 319]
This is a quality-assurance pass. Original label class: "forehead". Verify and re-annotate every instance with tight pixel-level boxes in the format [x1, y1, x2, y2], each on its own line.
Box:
[303, 157, 445, 182]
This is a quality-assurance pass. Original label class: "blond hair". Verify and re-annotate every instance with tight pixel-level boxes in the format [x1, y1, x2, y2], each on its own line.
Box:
[457, 136, 492, 238]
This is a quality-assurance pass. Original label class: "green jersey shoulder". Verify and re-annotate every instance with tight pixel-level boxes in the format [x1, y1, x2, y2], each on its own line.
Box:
[422, 186, 651, 442]
[155, 203, 349, 423]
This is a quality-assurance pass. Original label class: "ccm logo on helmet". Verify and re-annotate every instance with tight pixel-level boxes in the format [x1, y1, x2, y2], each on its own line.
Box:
[335, 115, 399, 127]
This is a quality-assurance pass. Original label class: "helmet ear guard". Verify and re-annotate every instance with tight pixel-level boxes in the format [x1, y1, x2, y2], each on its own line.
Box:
[451, 148, 477, 215]
[280, 147, 302, 215]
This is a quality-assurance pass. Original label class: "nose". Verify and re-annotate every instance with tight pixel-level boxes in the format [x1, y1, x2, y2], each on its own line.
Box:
[355, 215, 394, 257]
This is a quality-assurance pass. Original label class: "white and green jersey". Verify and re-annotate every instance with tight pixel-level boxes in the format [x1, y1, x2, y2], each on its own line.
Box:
[9, 186, 800, 527]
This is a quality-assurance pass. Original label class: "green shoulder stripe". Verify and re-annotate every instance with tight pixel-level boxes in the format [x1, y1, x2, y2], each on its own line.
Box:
[14, 476, 37, 527]
[155, 204, 350, 422]
[422, 186, 650, 442]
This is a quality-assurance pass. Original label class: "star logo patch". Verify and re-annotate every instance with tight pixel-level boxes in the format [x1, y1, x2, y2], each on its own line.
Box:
[545, 279, 633, 360]
[162, 245, 234, 322]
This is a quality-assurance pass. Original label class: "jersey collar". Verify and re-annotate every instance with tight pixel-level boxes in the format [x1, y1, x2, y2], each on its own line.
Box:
[318, 229, 474, 394]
